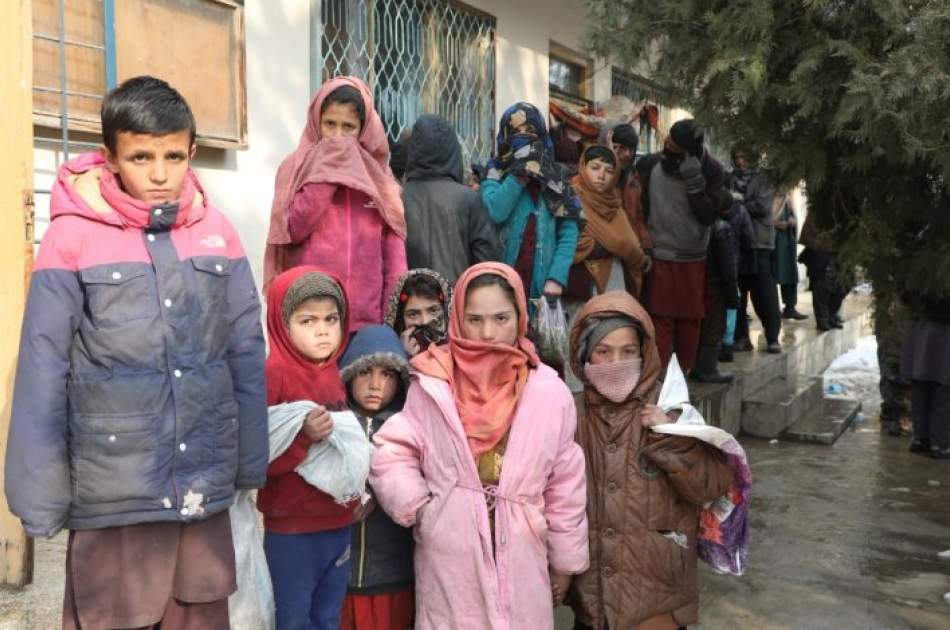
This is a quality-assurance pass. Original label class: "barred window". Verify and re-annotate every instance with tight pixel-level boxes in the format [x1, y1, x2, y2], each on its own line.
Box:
[321, 0, 496, 165]
[611, 68, 668, 155]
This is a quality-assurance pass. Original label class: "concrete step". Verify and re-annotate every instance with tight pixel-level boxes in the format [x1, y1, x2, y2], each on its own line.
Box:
[741, 374, 823, 438]
[782, 396, 862, 445]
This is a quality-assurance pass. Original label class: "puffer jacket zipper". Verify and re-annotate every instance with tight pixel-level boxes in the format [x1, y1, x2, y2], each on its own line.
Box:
[357, 414, 373, 589]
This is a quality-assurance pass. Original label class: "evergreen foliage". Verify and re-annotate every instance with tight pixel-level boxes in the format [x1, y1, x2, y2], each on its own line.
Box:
[584, 1, 950, 302]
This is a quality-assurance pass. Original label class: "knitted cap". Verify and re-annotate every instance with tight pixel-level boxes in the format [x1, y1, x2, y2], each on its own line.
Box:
[282, 272, 346, 324]
[576, 314, 640, 364]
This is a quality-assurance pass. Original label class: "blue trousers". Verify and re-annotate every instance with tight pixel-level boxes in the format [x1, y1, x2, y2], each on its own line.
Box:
[265, 526, 351, 630]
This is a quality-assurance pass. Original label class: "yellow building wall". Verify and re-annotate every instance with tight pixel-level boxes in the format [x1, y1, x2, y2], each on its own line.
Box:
[0, 0, 34, 587]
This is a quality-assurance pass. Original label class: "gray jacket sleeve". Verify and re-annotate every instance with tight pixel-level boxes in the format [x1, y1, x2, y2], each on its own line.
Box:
[5, 263, 82, 538]
[744, 173, 776, 220]
[226, 257, 268, 489]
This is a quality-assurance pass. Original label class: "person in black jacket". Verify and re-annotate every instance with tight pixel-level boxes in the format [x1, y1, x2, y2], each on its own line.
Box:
[339, 325, 416, 627]
[692, 188, 739, 381]
[729, 148, 783, 353]
[401, 115, 501, 284]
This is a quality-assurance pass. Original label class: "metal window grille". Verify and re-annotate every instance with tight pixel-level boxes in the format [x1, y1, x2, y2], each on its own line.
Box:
[611, 68, 667, 155]
[32, 0, 117, 245]
[321, 0, 496, 165]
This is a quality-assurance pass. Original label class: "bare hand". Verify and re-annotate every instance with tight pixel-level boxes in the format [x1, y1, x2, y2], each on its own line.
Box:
[400, 327, 421, 356]
[354, 496, 376, 522]
[642, 255, 653, 273]
[550, 569, 571, 605]
[543, 280, 563, 298]
[640, 403, 672, 428]
[303, 405, 333, 442]
[730, 190, 744, 202]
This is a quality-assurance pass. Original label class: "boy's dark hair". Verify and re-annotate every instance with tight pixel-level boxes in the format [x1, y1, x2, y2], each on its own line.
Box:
[322, 85, 366, 129]
[466, 273, 518, 315]
[610, 124, 639, 150]
[583, 145, 618, 168]
[101, 76, 196, 153]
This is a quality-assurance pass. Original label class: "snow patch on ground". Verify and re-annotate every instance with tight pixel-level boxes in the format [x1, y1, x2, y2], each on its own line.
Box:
[823, 336, 881, 404]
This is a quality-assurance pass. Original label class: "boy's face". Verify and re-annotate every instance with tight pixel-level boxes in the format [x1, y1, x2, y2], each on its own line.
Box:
[583, 157, 616, 194]
[402, 294, 443, 330]
[612, 142, 634, 169]
[320, 102, 362, 139]
[589, 327, 641, 365]
[287, 297, 343, 363]
[351, 365, 399, 413]
[103, 130, 196, 206]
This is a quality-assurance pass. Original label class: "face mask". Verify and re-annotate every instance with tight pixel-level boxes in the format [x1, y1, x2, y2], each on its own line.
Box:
[583, 357, 643, 404]
[661, 148, 685, 175]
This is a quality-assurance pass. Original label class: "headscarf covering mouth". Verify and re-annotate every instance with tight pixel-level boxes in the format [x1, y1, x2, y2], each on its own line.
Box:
[486, 102, 583, 221]
[412, 262, 540, 458]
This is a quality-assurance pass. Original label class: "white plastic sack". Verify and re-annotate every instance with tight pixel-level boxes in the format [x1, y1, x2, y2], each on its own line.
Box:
[534, 297, 569, 366]
[656, 354, 705, 424]
[228, 490, 275, 630]
[268, 402, 373, 504]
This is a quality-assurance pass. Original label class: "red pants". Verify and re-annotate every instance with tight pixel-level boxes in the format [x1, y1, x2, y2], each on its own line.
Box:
[652, 315, 702, 371]
[340, 589, 414, 630]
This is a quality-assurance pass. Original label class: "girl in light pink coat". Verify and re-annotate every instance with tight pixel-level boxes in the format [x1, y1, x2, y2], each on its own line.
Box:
[370, 262, 589, 630]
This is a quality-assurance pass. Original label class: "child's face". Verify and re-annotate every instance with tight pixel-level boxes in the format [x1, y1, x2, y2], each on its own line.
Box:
[320, 102, 362, 139]
[103, 130, 196, 206]
[589, 327, 641, 365]
[462, 285, 518, 346]
[402, 294, 443, 330]
[583, 157, 616, 193]
[287, 297, 343, 363]
[351, 365, 399, 413]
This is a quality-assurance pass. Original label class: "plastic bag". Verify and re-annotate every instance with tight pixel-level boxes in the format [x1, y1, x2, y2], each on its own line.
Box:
[268, 402, 373, 504]
[228, 490, 275, 629]
[533, 296, 569, 368]
[651, 355, 751, 576]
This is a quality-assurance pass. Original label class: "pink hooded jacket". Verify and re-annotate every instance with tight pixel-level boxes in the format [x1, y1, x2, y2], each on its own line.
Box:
[285, 183, 406, 330]
[369, 363, 589, 630]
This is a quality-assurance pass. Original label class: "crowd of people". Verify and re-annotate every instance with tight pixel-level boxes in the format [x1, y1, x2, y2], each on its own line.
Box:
[3, 70, 942, 630]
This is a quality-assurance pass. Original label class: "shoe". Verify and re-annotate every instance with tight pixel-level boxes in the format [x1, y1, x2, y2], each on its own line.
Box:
[816, 320, 832, 332]
[832, 314, 844, 326]
[930, 446, 950, 460]
[831, 319, 844, 329]
[883, 419, 902, 437]
[690, 345, 736, 383]
[909, 439, 931, 453]
[719, 345, 735, 363]
[733, 338, 754, 352]
[782, 308, 809, 320]
[766, 341, 782, 354]
[691, 370, 736, 384]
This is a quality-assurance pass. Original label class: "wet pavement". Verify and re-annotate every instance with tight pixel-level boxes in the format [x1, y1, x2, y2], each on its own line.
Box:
[697, 337, 950, 629]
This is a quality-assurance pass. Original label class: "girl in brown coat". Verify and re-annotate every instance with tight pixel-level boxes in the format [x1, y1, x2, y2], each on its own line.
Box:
[567, 291, 732, 630]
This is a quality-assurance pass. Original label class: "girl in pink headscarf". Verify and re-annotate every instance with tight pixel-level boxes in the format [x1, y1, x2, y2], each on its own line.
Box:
[266, 77, 408, 331]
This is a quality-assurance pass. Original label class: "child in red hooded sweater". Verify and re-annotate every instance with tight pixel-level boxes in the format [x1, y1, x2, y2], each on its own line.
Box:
[264, 77, 407, 332]
[258, 266, 358, 629]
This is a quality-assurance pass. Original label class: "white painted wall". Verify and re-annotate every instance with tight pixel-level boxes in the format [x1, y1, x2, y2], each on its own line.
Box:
[464, 0, 593, 121]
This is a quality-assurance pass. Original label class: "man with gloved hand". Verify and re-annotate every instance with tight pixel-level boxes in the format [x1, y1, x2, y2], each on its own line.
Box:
[635, 119, 725, 371]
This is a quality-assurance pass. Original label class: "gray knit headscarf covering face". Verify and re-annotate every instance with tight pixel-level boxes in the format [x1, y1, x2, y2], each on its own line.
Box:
[282, 272, 346, 324]
[576, 314, 640, 365]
